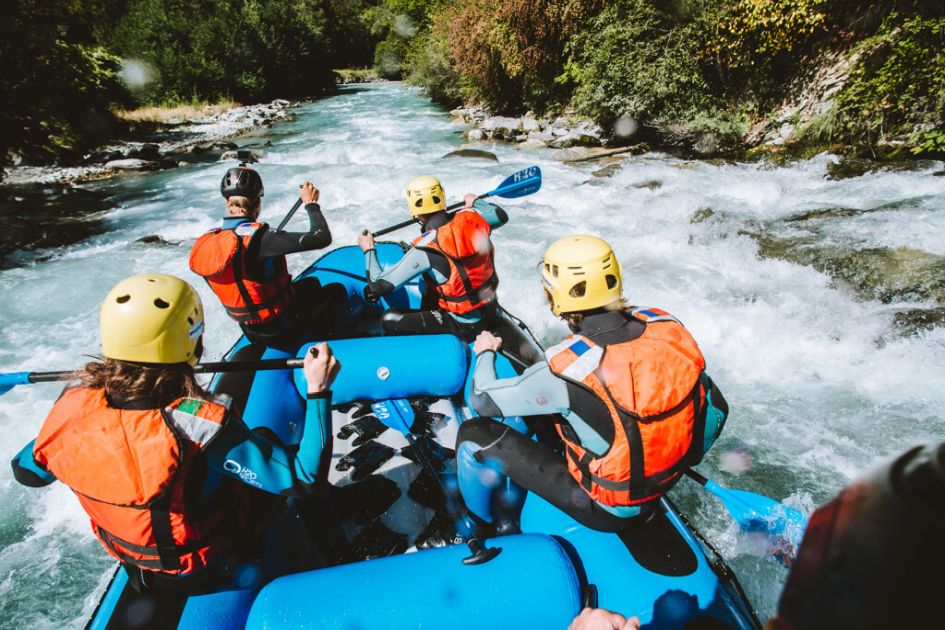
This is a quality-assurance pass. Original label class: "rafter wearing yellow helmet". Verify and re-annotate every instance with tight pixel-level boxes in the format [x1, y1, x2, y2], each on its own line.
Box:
[540, 235, 623, 316]
[406, 175, 448, 216]
[100, 274, 205, 365]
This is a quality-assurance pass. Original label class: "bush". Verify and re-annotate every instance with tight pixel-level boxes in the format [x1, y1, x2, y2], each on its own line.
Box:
[404, 29, 464, 105]
[438, 0, 602, 113]
[564, 0, 720, 129]
[832, 14, 945, 151]
[0, 0, 129, 166]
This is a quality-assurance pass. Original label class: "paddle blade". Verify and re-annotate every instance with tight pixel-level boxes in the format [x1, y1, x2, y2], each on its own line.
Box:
[0, 372, 32, 396]
[488, 166, 541, 200]
[371, 399, 416, 435]
[706, 479, 808, 564]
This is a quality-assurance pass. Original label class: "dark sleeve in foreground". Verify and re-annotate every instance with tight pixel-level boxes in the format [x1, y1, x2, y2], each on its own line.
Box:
[255, 203, 332, 258]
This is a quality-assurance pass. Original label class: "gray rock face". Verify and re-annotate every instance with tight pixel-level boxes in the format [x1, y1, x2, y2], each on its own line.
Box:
[693, 132, 720, 156]
[467, 129, 484, 142]
[442, 149, 499, 162]
[481, 116, 523, 138]
[521, 117, 541, 133]
[104, 158, 160, 171]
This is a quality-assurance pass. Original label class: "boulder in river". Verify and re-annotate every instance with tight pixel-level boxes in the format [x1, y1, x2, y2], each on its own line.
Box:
[442, 149, 498, 162]
[133, 235, 176, 246]
[104, 158, 160, 171]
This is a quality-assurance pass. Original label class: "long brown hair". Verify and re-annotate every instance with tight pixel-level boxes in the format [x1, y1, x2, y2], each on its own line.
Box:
[79, 358, 208, 408]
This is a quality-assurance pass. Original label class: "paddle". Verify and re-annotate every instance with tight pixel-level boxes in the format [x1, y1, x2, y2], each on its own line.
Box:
[372, 398, 502, 565]
[276, 197, 304, 231]
[372, 166, 542, 238]
[0, 358, 304, 396]
[684, 469, 807, 566]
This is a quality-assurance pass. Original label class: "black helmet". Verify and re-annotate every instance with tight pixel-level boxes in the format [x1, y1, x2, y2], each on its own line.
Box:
[774, 442, 945, 629]
[221, 167, 264, 199]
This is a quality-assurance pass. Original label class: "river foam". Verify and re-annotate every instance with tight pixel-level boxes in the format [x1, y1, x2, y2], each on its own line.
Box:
[1, 82, 943, 625]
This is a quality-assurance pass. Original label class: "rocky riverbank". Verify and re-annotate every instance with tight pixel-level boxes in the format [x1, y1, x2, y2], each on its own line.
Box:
[2, 99, 295, 187]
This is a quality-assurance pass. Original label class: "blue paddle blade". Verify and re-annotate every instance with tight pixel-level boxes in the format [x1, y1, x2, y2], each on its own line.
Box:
[371, 399, 416, 435]
[0, 372, 31, 396]
[489, 166, 541, 199]
[705, 479, 808, 563]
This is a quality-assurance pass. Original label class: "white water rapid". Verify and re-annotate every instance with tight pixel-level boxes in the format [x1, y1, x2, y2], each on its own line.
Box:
[1, 83, 943, 626]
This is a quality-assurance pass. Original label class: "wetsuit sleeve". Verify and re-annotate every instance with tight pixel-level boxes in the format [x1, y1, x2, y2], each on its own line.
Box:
[363, 247, 437, 302]
[11, 440, 56, 487]
[255, 203, 332, 258]
[473, 200, 508, 229]
[698, 374, 729, 458]
[204, 393, 333, 496]
[470, 351, 570, 418]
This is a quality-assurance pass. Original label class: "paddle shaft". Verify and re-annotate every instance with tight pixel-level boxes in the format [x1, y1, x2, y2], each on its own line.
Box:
[276, 197, 304, 231]
[13, 358, 304, 384]
[372, 197, 477, 238]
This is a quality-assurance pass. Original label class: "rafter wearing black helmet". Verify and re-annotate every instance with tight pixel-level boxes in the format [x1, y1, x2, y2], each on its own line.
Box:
[189, 166, 348, 351]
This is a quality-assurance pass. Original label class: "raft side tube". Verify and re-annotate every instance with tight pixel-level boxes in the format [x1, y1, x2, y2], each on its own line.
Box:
[245, 534, 582, 630]
[294, 335, 468, 405]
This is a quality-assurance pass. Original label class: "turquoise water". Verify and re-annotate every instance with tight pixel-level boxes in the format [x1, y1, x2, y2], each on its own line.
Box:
[1, 82, 944, 626]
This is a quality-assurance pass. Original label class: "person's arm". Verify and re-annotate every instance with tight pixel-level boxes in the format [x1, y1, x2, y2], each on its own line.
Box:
[256, 182, 331, 258]
[11, 440, 56, 488]
[471, 198, 508, 229]
[204, 343, 340, 496]
[470, 332, 570, 418]
[360, 245, 440, 302]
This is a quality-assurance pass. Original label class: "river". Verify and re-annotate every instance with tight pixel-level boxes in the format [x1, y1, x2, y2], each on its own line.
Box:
[1, 82, 943, 627]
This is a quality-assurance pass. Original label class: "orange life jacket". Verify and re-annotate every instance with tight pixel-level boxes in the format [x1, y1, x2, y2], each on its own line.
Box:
[545, 307, 708, 507]
[32, 387, 241, 575]
[412, 211, 498, 315]
[189, 222, 294, 327]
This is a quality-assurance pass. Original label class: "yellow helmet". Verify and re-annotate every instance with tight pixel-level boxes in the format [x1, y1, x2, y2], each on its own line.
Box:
[406, 175, 447, 216]
[540, 235, 623, 316]
[100, 274, 205, 365]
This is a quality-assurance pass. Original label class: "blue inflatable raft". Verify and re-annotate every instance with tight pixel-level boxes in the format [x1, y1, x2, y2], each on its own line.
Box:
[87, 244, 761, 629]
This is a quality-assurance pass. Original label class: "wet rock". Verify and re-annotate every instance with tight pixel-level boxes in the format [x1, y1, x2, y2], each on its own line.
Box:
[521, 117, 541, 133]
[751, 232, 945, 304]
[891, 308, 945, 336]
[134, 235, 175, 246]
[549, 121, 605, 148]
[528, 131, 555, 144]
[443, 149, 498, 162]
[128, 143, 161, 161]
[467, 129, 484, 142]
[552, 145, 643, 163]
[693, 132, 721, 157]
[631, 180, 663, 190]
[104, 158, 160, 171]
[592, 164, 622, 178]
[934, 170, 945, 177]
[481, 116, 522, 139]
[518, 138, 548, 149]
[690, 207, 715, 223]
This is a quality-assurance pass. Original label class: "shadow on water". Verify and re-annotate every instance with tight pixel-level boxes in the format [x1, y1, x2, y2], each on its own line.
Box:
[0, 185, 115, 268]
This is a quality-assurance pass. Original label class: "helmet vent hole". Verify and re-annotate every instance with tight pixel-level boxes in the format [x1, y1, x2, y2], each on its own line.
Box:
[154, 298, 170, 309]
[187, 317, 194, 325]
[552, 265, 559, 277]
[116, 295, 131, 304]
[415, 199, 423, 207]
[147, 278, 157, 282]
[606, 275, 618, 289]
[569, 282, 587, 298]
[432, 196, 441, 204]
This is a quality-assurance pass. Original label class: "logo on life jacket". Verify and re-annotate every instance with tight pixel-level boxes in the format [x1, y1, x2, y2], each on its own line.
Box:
[189, 222, 295, 327]
[545, 307, 709, 507]
[32, 388, 241, 575]
[412, 211, 498, 315]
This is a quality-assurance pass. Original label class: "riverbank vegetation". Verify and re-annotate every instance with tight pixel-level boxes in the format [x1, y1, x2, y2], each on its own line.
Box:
[1, 0, 377, 172]
[378, 0, 945, 158]
[3, 0, 942, 174]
